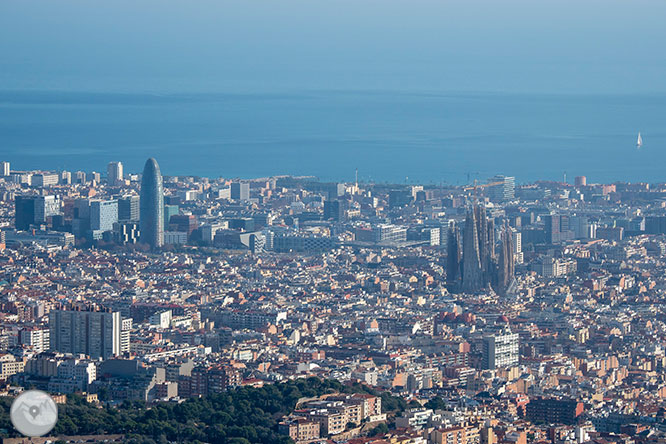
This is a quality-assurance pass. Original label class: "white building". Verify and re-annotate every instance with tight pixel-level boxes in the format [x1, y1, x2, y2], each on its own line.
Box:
[19, 328, 50, 353]
[47, 357, 97, 393]
[0, 161, 9, 176]
[396, 408, 439, 430]
[482, 329, 519, 370]
[373, 224, 407, 244]
[90, 199, 119, 233]
[164, 231, 188, 245]
[150, 310, 172, 329]
[32, 173, 59, 187]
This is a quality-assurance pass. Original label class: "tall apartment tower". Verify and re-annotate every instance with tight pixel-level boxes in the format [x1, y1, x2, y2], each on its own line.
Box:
[49, 309, 121, 359]
[140, 158, 164, 248]
[107, 161, 123, 185]
[482, 329, 519, 370]
[0, 161, 9, 176]
[230, 182, 250, 200]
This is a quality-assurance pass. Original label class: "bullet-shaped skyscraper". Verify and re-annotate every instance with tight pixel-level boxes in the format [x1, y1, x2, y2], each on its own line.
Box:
[140, 158, 164, 248]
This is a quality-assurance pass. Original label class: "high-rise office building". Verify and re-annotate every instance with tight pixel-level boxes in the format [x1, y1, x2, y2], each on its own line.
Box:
[323, 200, 345, 221]
[14, 196, 36, 231]
[49, 309, 121, 359]
[107, 161, 123, 185]
[388, 189, 413, 208]
[482, 329, 519, 370]
[15, 195, 61, 230]
[230, 182, 250, 200]
[118, 195, 140, 222]
[90, 199, 119, 232]
[574, 176, 587, 187]
[140, 158, 164, 248]
[0, 161, 9, 176]
[164, 204, 179, 228]
[34, 196, 61, 225]
[544, 213, 560, 244]
[487, 175, 515, 202]
[544, 213, 575, 244]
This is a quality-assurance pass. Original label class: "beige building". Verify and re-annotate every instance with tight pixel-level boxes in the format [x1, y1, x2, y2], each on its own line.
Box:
[430, 426, 476, 444]
[0, 354, 25, 380]
[310, 409, 347, 435]
[279, 418, 320, 442]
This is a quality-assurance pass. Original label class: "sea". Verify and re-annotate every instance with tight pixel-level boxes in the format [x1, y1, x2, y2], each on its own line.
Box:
[1, 89, 665, 185]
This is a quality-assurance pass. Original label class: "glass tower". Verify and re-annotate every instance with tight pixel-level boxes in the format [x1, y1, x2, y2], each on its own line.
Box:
[140, 157, 164, 248]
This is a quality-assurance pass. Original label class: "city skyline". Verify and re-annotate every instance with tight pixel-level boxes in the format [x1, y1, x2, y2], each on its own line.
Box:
[2, 155, 666, 443]
[0, 157, 657, 189]
[2, 0, 666, 441]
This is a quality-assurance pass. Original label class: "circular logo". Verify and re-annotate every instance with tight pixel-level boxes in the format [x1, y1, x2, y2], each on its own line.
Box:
[10, 390, 58, 437]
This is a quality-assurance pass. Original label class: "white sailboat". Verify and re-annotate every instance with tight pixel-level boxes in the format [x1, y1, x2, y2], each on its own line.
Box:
[637, 132, 643, 149]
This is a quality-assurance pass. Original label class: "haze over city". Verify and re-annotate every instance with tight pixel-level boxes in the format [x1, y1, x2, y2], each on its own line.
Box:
[2, 1, 666, 444]
[2, 0, 666, 183]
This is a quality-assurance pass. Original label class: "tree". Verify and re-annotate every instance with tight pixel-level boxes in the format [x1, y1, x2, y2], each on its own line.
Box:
[369, 423, 389, 437]
[0, 378, 395, 444]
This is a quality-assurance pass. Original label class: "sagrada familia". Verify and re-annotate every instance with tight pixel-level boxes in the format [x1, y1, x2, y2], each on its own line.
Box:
[446, 205, 515, 295]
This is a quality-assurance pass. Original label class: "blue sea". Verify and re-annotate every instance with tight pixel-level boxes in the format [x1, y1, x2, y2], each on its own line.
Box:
[1, 90, 664, 185]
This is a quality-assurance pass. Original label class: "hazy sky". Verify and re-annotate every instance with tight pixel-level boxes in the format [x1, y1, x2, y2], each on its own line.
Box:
[1, 0, 666, 94]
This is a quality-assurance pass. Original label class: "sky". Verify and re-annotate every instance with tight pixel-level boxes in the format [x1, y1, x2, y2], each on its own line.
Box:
[2, 0, 666, 94]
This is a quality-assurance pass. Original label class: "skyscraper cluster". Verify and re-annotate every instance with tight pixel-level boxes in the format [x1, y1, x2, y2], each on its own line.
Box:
[447, 205, 515, 295]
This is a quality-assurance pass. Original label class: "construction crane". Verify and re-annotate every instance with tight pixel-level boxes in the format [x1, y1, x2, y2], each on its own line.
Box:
[463, 179, 505, 193]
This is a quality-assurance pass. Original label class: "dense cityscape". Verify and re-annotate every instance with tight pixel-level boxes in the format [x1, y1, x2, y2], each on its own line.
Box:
[2, 158, 666, 444]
